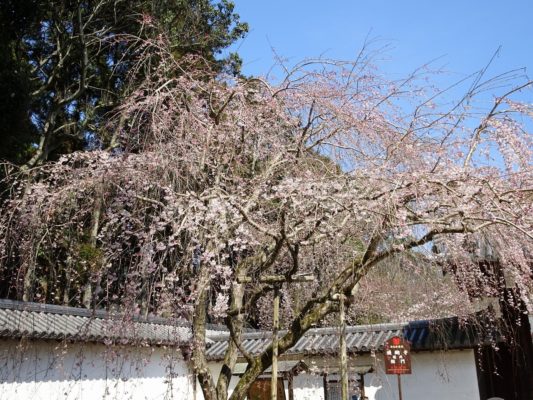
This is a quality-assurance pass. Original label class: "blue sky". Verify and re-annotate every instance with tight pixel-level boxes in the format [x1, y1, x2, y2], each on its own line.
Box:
[229, 0, 532, 88]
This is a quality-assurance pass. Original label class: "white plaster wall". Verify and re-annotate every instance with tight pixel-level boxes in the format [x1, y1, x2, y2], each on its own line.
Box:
[292, 373, 324, 400]
[0, 339, 193, 400]
[289, 350, 479, 400]
[362, 350, 480, 400]
[0, 339, 479, 400]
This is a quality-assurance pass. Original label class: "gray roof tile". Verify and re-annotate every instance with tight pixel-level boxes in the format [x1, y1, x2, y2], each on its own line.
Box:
[0, 299, 190, 346]
[0, 300, 501, 360]
[206, 318, 493, 361]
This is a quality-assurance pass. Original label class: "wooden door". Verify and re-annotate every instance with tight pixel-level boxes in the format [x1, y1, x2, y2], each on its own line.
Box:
[248, 378, 286, 400]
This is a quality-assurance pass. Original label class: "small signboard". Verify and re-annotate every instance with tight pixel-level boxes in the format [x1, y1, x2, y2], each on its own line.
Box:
[384, 336, 411, 375]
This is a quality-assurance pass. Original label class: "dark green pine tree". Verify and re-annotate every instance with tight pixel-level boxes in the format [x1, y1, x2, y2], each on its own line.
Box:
[0, 0, 248, 166]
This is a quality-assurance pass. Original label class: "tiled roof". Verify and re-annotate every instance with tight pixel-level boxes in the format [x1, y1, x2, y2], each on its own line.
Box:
[0, 300, 503, 358]
[206, 318, 492, 361]
[0, 299, 190, 346]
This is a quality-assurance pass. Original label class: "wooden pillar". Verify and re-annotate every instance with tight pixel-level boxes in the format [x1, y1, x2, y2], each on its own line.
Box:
[288, 373, 294, 400]
[193, 372, 197, 400]
[338, 294, 348, 400]
[359, 373, 366, 399]
[397, 374, 403, 400]
[271, 285, 280, 400]
[323, 373, 329, 400]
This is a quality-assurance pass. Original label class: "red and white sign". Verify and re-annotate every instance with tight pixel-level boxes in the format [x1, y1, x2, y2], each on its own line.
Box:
[384, 336, 412, 375]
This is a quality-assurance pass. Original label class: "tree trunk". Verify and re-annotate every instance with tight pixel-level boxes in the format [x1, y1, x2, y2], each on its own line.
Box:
[216, 279, 245, 399]
[191, 261, 217, 400]
[228, 299, 334, 400]
[83, 188, 102, 308]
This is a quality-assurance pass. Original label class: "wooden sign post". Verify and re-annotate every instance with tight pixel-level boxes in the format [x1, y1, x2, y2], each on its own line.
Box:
[384, 336, 411, 400]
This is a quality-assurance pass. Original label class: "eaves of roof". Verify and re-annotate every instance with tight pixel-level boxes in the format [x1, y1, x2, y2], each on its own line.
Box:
[0, 299, 191, 346]
[206, 317, 498, 361]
